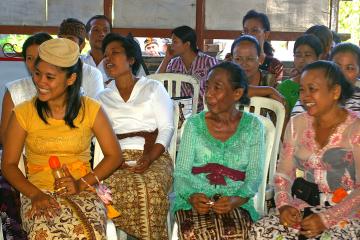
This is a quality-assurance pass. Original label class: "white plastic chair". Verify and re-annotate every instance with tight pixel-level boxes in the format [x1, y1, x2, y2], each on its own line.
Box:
[243, 96, 285, 184]
[252, 115, 275, 216]
[170, 114, 275, 239]
[148, 73, 200, 115]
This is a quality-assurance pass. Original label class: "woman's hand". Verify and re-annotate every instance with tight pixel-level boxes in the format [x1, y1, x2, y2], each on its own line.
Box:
[189, 193, 212, 214]
[131, 155, 152, 174]
[54, 165, 80, 196]
[164, 44, 175, 60]
[299, 213, 326, 238]
[279, 205, 301, 228]
[27, 191, 60, 220]
[212, 196, 248, 214]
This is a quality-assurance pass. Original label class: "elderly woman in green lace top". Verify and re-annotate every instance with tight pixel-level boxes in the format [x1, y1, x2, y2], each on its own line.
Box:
[172, 62, 265, 240]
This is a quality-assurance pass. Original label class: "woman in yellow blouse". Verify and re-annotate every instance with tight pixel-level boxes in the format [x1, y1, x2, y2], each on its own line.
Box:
[1, 38, 122, 239]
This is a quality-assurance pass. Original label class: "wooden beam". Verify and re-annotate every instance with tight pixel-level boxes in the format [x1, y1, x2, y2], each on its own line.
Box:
[0, 25, 59, 35]
[0, 25, 304, 41]
[196, 0, 205, 50]
[104, 0, 113, 22]
[204, 30, 303, 41]
[111, 28, 172, 38]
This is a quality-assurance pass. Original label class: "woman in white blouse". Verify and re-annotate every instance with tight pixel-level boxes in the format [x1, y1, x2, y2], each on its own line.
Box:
[97, 33, 174, 240]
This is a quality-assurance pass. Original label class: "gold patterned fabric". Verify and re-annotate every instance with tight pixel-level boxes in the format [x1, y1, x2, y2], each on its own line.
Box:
[105, 149, 173, 240]
[176, 208, 253, 240]
[21, 191, 107, 240]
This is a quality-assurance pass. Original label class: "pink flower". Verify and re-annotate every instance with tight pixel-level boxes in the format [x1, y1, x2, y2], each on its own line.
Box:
[329, 134, 342, 145]
[318, 183, 330, 193]
[341, 174, 354, 189]
[351, 135, 360, 145]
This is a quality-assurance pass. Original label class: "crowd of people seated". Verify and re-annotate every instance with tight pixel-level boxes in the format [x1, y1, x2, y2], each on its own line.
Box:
[0, 8, 359, 240]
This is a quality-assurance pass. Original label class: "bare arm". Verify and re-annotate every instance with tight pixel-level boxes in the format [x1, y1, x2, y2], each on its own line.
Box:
[0, 90, 15, 144]
[248, 85, 285, 105]
[1, 112, 42, 199]
[77, 107, 123, 190]
[156, 46, 174, 73]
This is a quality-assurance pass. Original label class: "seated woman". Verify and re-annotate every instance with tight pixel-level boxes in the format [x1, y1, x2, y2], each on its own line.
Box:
[157, 25, 218, 112]
[292, 42, 360, 116]
[97, 33, 174, 240]
[173, 62, 265, 239]
[305, 25, 333, 60]
[330, 42, 360, 111]
[1, 38, 122, 239]
[242, 9, 284, 81]
[278, 34, 323, 113]
[251, 61, 360, 239]
[231, 35, 277, 88]
[0, 33, 52, 144]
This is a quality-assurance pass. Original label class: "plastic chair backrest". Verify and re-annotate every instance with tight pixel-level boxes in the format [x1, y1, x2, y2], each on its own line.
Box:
[18, 154, 26, 176]
[252, 115, 275, 216]
[148, 73, 200, 115]
[243, 96, 285, 183]
[92, 142, 121, 240]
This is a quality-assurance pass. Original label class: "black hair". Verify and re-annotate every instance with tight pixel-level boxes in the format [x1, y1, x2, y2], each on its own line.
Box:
[302, 60, 354, 104]
[294, 34, 323, 57]
[242, 9, 274, 56]
[58, 18, 86, 45]
[34, 58, 83, 128]
[243, 10, 270, 31]
[102, 33, 141, 75]
[85, 15, 112, 33]
[305, 25, 333, 54]
[231, 35, 261, 57]
[209, 62, 250, 105]
[330, 42, 360, 68]
[172, 25, 198, 53]
[22, 32, 52, 59]
[332, 31, 341, 45]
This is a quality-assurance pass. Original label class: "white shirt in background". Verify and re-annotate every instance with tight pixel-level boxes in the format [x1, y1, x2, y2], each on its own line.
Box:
[97, 76, 174, 150]
[6, 63, 104, 106]
[81, 51, 108, 83]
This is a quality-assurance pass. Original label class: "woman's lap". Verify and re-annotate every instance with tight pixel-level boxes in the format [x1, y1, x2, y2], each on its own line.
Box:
[251, 207, 360, 240]
[105, 150, 173, 240]
[21, 190, 107, 240]
[175, 208, 253, 240]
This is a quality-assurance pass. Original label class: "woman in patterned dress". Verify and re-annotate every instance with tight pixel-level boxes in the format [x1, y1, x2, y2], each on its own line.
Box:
[173, 62, 265, 239]
[251, 60, 360, 239]
[1, 38, 122, 240]
[98, 33, 174, 240]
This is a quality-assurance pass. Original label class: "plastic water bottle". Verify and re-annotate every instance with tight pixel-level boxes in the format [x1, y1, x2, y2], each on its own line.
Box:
[48, 155, 65, 179]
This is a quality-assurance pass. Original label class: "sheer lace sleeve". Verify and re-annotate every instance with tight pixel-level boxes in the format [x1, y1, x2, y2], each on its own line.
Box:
[274, 117, 297, 209]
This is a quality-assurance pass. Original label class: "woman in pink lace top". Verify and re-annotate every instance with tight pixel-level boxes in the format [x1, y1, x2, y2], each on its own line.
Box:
[251, 60, 360, 239]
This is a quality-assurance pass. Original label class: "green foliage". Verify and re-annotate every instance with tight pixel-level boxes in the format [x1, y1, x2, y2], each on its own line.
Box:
[0, 34, 29, 54]
[338, 0, 360, 44]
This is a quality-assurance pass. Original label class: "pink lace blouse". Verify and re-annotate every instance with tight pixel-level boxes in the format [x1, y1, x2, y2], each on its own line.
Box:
[274, 111, 360, 228]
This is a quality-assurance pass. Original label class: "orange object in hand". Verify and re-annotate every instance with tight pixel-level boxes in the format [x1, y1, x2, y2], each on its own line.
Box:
[332, 188, 348, 203]
[48, 156, 65, 179]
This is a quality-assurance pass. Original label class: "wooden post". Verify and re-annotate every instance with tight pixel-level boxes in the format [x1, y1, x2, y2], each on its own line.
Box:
[104, 0, 113, 23]
[329, 0, 340, 31]
[196, 0, 205, 51]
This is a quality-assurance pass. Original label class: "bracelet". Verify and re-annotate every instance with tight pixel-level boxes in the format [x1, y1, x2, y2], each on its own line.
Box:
[90, 170, 101, 184]
[80, 177, 94, 190]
